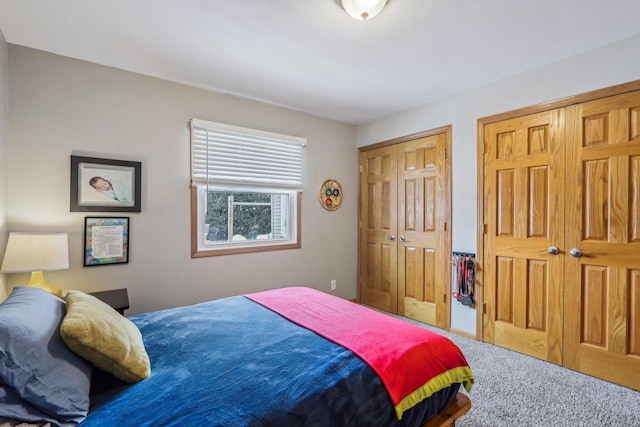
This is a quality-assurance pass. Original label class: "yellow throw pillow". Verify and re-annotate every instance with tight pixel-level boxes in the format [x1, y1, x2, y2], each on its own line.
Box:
[61, 291, 150, 383]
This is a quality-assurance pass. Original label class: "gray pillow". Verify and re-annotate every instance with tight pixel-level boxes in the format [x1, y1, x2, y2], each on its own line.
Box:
[0, 286, 92, 424]
[0, 382, 74, 427]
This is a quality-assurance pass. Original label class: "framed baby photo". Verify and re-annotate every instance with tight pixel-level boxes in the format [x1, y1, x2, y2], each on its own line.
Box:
[70, 155, 141, 212]
[84, 216, 130, 266]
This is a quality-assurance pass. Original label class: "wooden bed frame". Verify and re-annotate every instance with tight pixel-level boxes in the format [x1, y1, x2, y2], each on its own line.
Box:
[424, 393, 471, 427]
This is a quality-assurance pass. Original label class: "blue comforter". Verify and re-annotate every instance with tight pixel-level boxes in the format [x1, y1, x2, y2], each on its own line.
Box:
[82, 296, 458, 426]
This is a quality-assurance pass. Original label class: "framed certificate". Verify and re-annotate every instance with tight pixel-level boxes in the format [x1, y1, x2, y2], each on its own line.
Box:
[84, 216, 130, 266]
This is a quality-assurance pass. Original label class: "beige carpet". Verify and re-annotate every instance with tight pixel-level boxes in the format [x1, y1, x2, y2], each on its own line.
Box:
[399, 316, 640, 427]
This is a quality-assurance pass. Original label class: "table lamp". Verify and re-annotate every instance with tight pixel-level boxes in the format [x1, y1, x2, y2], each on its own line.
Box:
[1, 232, 69, 298]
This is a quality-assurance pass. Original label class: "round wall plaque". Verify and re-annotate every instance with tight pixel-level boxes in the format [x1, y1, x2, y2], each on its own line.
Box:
[319, 179, 343, 211]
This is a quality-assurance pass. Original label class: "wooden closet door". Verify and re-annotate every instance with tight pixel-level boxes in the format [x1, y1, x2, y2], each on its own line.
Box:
[359, 146, 398, 312]
[483, 109, 565, 364]
[564, 91, 640, 391]
[397, 133, 450, 328]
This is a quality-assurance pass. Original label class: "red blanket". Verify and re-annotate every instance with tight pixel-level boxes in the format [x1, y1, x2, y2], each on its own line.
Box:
[245, 287, 474, 419]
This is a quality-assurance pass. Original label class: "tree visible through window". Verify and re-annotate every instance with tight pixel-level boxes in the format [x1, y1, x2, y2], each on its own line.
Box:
[206, 192, 278, 241]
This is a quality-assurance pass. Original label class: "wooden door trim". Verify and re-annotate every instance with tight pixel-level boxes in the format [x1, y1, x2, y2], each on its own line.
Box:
[441, 127, 452, 331]
[479, 79, 640, 125]
[357, 151, 362, 303]
[358, 125, 453, 153]
[443, 127, 452, 330]
[477, 78, 640, 343]
[475, 119, 485, 342]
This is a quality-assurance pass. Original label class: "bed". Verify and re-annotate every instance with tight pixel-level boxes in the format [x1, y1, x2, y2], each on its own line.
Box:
[0, 286, 474, 427]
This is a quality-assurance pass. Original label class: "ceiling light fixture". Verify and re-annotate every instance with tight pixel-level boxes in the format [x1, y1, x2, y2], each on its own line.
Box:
[337, 0, 389, 21]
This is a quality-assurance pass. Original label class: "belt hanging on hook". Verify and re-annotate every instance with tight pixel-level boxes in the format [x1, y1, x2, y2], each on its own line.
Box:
[451, 252, 475, 307]
[461, 256, 474, 307]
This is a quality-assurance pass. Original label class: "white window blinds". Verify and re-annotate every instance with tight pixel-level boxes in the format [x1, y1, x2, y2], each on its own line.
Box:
[190, 119, 306, 190]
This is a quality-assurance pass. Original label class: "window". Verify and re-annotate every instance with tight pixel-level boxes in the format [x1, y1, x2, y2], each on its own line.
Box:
[190, 119, 305, 257]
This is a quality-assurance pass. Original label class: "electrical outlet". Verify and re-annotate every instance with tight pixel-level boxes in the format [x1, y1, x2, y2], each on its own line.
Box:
[330, 279, 337, 291]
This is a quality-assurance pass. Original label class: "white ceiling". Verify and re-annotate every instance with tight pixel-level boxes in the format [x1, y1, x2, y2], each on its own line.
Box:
[1, 0, 640, 125]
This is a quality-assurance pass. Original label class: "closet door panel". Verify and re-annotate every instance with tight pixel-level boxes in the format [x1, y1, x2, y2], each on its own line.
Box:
[564, 91, 640, 391]
[359, 146, 398, 313]
[397, 133, 449, 328]
[484, 109, 565, 364]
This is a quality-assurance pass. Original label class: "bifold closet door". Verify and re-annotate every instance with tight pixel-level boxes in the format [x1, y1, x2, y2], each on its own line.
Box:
[483, 88, 640, 390]
[564, 92, 640, 391]
[483, 109, 566, 364]
[358, 130, 451, 328]
[359, 145, 398, 313]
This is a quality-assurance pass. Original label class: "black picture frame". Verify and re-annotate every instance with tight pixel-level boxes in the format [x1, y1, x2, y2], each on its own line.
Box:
[84, 216, 130, 267]
[70, 156, 141, 212]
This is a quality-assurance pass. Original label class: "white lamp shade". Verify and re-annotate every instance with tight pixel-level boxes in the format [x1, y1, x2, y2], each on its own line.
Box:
[338, 0, 388, 20]
[1, 232, 69, 273]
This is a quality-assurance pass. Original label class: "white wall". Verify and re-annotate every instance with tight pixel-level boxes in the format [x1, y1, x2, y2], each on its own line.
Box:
[6, 46, 358, 314]
[357, 33, 640, 335]
[0, 29, 8, 301]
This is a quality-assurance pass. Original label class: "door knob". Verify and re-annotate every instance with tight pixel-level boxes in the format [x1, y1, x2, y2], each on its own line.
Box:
[547, 246, 559, 255]
[570, 248, 586, 258]
[387, 235, 396, 241]
[400, 236, 406, 242]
